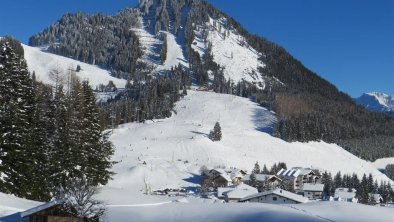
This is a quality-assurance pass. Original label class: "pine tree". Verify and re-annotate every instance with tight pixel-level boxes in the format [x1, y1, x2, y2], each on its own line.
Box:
[250, 172, 257, 188]
[80, 81, 115, 185]
[160, 33, 167, 64]
[333, 171, 342, 189]
[208, 122, 222, 141]
[262, 164, 269, 174]
[0, 42, 35, 198]
[252, 161, 261, 174]
[358, 174, 369, 204]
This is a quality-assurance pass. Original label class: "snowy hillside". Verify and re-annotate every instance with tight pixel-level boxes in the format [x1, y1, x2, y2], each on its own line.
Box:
[103, 90, 391, 197]
[22, 44, 127, 88]
[192, 17, 265, 87]
[89, 90, 394, 222]
[356, 92, 394, 115]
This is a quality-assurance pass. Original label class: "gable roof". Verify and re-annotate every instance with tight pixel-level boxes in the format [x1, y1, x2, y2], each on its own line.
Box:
[240, 188, 309, 203]
[302, 183, 324, 192]
[277, 167, 321, 178]
[242, 174, 281, 183]
[20, 199, 65, 218]
[224, 188, 258, 199]
[215, 173, 232, 182]
[218, 183, 257, 198]
[334, 188, 357, 199]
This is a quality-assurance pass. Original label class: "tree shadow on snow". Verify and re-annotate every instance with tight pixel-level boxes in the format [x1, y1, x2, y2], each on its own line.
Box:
[252, 107, 276, 135]
[190, 131, 208, 136]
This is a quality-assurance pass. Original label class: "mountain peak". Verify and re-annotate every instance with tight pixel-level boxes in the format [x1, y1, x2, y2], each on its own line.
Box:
[356, 92, 394, 114]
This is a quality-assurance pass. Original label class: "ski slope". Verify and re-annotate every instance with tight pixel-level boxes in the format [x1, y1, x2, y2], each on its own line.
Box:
[104, 90, 391, 198]
[22, 44, 127, 88]
[96, 90, 393, 221]
[192, 17, 265, 87]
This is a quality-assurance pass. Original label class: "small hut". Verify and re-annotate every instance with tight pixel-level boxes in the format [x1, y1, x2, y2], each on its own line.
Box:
[20, 200, 98, 222]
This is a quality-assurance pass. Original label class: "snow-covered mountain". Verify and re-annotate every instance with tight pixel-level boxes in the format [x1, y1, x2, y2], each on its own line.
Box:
[355, 92, 394, 115]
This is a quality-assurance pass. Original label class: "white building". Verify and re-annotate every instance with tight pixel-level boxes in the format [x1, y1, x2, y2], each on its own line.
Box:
[301, 183, 324, 200]
[369, 193, 383, 204]
[217, 183, 258, 203]
[277, 167, 322, 192]
[240, 188, 308, 204]
[333, 188, 358, 203]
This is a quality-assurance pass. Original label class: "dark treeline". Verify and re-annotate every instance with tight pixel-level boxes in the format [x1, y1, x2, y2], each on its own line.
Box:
[321, 171, 394, 204]
[0, 38, 114, 202]
[98, 65, 191, 130]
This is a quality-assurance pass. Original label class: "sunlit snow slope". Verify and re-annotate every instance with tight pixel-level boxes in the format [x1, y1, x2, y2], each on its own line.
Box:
[105, 90, 391, 197]
[22, 44, 127, 88]
[192, 18, 265, 86]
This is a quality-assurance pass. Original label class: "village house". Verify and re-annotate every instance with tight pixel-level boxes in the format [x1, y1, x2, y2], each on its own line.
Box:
[368, 193, 383, 204]
[240, 188, 309, 204]
[277, 167, 322, 191]
[217, 183, 258, 202]
[241, 174, 282, 191]
[213, 173, 232, 187]
[229, 169, 248, 185]
[300, 183, 324, 200]
[332, 188, 358, 203]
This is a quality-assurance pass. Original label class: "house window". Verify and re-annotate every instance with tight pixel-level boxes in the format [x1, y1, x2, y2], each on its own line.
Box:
[273, 197, 277, 201]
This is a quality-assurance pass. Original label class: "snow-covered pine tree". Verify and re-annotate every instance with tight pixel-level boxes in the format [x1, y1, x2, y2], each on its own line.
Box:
[208, 122, 222, 141]
[27, 82, 56, 201]
[0, 42, 35, 198]
[80, 81, 114, 185]
[252, 161, 261, 174]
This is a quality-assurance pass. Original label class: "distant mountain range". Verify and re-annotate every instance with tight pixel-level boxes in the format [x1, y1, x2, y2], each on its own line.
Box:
[356, 92, 394, 116]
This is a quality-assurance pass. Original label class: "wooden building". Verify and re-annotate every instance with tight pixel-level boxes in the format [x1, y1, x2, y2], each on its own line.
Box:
[20, 200, 98, 222]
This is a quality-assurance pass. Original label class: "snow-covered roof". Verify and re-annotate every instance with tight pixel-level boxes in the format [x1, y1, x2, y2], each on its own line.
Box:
[242, 174, 281, 183]
[334, 188, 357, 199]
[369, 193, 383, 202]
[218, 183, 257, 198]
[302, 183, 324, 192]
[217, 174, 232, 182]
[20, 199, 64, 218]
[277, 167, 320, 178]
[224, 187, 258, 200]
[240, 188, 308, 203]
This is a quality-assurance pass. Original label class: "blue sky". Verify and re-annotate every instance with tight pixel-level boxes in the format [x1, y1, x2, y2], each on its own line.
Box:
[0, 0, 393, 97]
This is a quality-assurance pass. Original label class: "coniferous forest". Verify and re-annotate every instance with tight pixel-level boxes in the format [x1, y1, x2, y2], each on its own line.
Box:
[0, 37, 114, 201]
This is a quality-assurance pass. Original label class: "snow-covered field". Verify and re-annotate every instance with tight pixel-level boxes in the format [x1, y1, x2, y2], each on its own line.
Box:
[22, 44, 127, 88]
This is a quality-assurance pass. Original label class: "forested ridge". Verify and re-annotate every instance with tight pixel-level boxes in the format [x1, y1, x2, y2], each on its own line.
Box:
[27, 0, 394, 161]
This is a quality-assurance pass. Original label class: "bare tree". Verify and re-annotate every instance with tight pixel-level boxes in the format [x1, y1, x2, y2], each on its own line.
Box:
[56, 176, 105, 220]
